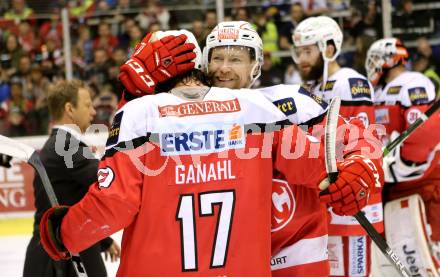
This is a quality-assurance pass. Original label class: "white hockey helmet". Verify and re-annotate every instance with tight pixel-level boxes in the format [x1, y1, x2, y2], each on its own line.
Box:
[365, 38, 408, 86]
[203, 21, 264, 86]
[150, 29, 203, 71]
[292, 16, 343, 63]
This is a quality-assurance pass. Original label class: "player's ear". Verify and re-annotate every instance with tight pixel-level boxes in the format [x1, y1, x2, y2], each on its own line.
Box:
[251, 61, 261, 78]
[325, 43, 336, 59]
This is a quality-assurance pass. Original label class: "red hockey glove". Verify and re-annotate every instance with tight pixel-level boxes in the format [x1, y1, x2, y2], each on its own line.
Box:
[119, 32, 196, 96]
[320, 155, 382, 216]
[40, 206, 71, 261]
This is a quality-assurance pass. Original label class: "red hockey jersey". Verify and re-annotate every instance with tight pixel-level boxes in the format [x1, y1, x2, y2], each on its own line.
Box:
[374, 71, 440, 241]
[309, 67, 383, 236]
[59, 87, 329, 277]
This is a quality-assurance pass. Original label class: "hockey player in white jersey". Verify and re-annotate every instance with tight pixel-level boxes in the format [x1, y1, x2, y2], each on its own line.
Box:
[365, 38, 440, 276]
[292, 16, 382, 277]
[204, 21, 333, 276]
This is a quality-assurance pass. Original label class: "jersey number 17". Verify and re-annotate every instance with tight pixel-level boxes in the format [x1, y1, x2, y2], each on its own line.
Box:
[176, 190, 235, 271]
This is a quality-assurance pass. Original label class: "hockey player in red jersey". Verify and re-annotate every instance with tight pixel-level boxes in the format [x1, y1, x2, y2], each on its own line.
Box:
[38, 30, 383, 277]
[203, 21, 331, 276]
[292, 16, 382, 276]
[365, 38, 440, 274]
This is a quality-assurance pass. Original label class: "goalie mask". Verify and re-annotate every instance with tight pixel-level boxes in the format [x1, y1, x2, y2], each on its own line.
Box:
[365, 38, 409, 86]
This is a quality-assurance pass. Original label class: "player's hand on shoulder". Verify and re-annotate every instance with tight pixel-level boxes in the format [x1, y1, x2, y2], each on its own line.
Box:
[119, 32, 197, 97]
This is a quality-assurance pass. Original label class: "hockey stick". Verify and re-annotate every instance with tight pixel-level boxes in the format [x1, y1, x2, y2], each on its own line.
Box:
[319, 97, 412, 277]
[383, 99, 440, 157]
[0, 134, 88, 277]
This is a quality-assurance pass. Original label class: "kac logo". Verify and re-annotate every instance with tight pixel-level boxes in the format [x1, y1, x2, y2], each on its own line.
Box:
[271, 179, 296, 232]
[97, 167, 114, 189]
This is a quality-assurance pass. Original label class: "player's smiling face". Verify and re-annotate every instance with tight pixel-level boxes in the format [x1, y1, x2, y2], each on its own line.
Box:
[208, 46, 256, 89]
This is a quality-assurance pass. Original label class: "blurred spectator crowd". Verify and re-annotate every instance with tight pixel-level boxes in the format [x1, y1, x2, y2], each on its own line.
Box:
[1, 0, 440, 137]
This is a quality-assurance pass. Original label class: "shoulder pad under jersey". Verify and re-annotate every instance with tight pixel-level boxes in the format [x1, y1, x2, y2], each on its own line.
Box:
[105, 94, 156, 149]
[258, 84, 328, 124]
[399, 71, 436, 107]
[333, 68, 374, 102]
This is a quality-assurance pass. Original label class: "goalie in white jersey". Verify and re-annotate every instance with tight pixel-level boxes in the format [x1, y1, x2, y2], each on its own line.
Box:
[366, 38, 440, 276]
[292, 16, 382, 277]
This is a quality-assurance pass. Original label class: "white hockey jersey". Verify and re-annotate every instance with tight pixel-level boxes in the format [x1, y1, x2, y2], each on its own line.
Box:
[308, 68, 382, 236]
[309, 67, 375, 128]
[374, 71, 440, 182]
[258, 84, 328, 125]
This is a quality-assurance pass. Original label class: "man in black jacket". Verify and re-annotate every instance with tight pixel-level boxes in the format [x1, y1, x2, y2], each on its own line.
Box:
[21, 79, 120, 277]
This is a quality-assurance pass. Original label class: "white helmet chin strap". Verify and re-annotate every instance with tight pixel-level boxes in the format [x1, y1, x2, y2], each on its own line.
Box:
[322, 59, 329, 91]
[321, 45, 338, 91]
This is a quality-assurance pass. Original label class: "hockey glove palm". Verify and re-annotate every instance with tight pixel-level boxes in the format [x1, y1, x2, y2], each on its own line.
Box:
[40, 206, 71, 261]
[320, 155, 382, 216]
[119, 32, 196, 96]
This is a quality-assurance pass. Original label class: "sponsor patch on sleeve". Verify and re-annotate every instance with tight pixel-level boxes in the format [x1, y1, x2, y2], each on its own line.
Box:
[320, 80, 336, 91]
[298, 86, 328, 109]
[374, 108, 390, 124]
[273, 97, 297, 116]
[387, 86, 402, 95]
[106, 111, 124, 146]
[408, 87, 429, 105]
[349, 78, 371, 99]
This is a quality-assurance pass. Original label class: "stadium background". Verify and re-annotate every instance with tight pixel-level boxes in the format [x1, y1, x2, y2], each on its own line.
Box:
[1, 0, 440, 276]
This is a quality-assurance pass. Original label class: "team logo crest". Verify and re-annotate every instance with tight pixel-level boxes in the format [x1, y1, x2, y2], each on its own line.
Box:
[97, 167, 115, 189]
[406, 108, 422, 124]
[271, 179, 296, 232]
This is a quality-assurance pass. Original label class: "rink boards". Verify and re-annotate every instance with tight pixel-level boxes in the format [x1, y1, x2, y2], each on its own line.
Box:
[0, 133, 108, 236]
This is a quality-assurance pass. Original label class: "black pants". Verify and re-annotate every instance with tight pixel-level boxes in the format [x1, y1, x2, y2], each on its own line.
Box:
[23, 235, 107, 277]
